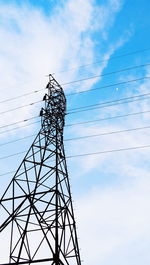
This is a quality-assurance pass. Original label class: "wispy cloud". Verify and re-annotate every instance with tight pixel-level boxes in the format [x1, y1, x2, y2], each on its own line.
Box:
[2, 1, 146, 265]
[65, 65, 150, 264]
[0, 0, 125, 133]
[77, 172, 150, 265]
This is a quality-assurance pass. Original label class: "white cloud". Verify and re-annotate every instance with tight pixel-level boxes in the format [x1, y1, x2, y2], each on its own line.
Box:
[77, 173, 150, 265]
[0, 0, 125, 134]
[0, 0, 149, 263]
[2, 1, 147, 265]
[91, 0, 123, 38]
[64, 64, 150, 264]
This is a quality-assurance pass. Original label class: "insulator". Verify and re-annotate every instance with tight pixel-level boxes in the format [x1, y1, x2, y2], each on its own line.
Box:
[39, 108, 43, 116]
[46, 82, 50, 88]
[43, 94, 47, 101]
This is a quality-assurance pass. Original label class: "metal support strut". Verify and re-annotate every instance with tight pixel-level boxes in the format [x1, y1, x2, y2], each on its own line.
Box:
[0, 74, 81, 265]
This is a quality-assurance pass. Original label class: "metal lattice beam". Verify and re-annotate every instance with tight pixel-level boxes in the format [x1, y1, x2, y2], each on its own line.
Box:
[0, 74, 81, 265]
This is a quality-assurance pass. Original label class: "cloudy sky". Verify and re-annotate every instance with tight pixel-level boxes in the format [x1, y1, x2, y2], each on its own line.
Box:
[0, 0, 150, 264]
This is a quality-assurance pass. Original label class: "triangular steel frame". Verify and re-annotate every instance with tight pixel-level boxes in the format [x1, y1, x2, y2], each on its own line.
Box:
[0, 75, 81, 265]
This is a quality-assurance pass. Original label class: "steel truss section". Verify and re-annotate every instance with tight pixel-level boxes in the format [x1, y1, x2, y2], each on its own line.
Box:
[0, 75, 81, 265]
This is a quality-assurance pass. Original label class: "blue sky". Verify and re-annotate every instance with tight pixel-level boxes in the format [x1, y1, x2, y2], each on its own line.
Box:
[0, 0, 150, 264]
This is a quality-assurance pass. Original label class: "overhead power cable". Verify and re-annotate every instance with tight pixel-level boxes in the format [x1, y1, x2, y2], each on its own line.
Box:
[0, 65, 150, 105]
[0, 90, 43, 105]
[0, 120, 40, 135]
[0, 108, 150, 136]
[0, 100, 42, 116]
[0, 150, 27, 160]
[66, 144, 150, 159]
[1, 124, 150, 147]
[65, 125, 150, 141]
[65, 110, 150, 127]
[1, 143, 150, 177]
[1, 76, 148, 106]
[1, 90, 150, 118]
[68, 92, 150, 111]
[0, 116, 38, 130]
[53, 47, 150, 74]
[1, 91, 150, 132]
[60, 62, 150, 86]
[0, 144, 150, 165]
[0, 169, 18, 177]
[66, 76, 150, 96]
[0, 134, 37, 147]
[68, 95, 150, 114]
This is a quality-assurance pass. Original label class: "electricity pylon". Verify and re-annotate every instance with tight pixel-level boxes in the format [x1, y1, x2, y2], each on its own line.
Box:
[0, 75, 81, 265]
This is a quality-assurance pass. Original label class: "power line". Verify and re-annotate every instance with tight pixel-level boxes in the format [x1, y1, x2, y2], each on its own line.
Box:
[0, 108, 150, 136]
[66, 76, 150, 96]
[0, 166, 34, 177]
[61, 62, 150, 86]
[0, 144, 150, 173]
[65, 125, 150, 141]
[0, 169, 18, 177]
[1, 124, 150, 147]
[68, 92, 150, 111]
[1, 91, 150, 133]
[0, 134, 36, 147]
[4, 91, 150, 117]
[0, 120, 40, 135]
[1, 92, 149, 118]
[66, 110, 150, 127]
[54, 47, 150, 74]
[66, 144, 150, 158]
[0, 66, 150, 106]
[1, 76, 149, 109]
[3, 90, 148, 117]
[0, 116, 38, 130]
[68, 95, 150, 114]
[0, 150, 26, 160]
[1, 89, 150, 118]
[0, 90, 43, 105]
[0, 100, 42, 116]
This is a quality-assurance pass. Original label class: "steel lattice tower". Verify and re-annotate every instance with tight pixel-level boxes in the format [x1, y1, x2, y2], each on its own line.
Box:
[0, 75, 81, 265]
